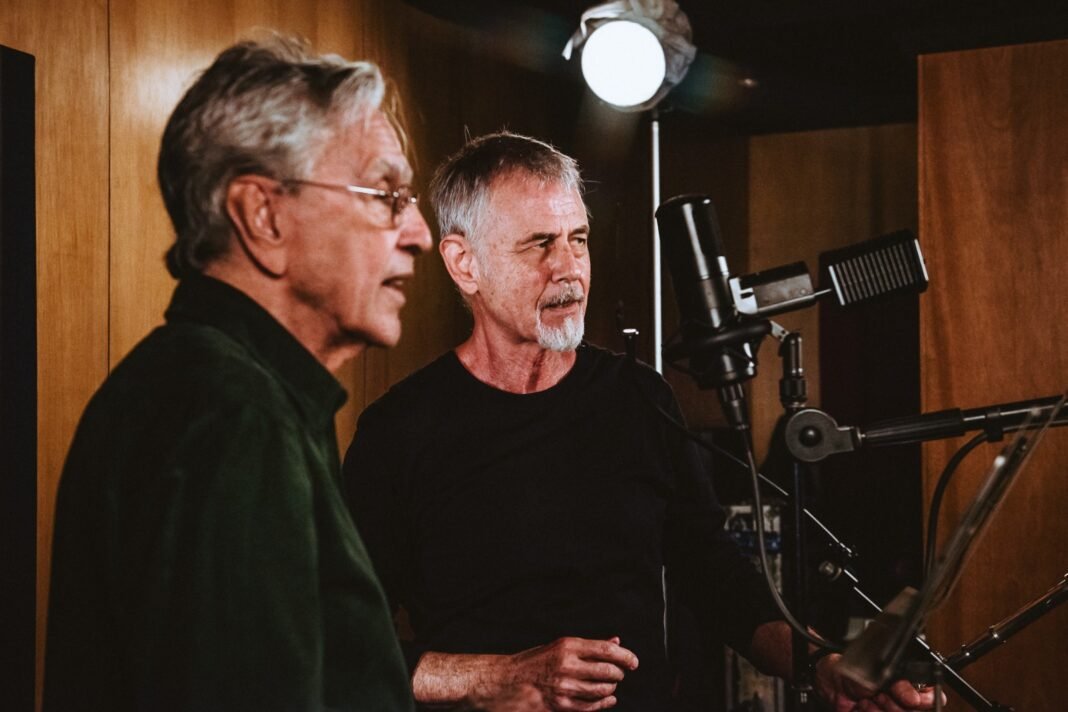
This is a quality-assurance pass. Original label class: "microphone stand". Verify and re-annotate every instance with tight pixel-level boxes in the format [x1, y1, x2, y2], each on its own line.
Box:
[652, 321, 1009, 711]
[769, 329, 1011, 712]
[776, 330, 815, 712]
[778, 393, 1067, 710]
[754, 460, 1009, 712]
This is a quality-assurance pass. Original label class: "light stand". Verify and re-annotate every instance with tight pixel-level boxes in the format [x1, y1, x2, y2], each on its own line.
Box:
[651, 108, 663, 373]
[563, 1, 696, 372]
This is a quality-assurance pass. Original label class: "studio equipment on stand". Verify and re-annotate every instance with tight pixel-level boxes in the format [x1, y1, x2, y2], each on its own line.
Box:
[655, 194, 927, 431]
[942, 573, 1068, 671]
[654, 193, 1064, 711]
[656, 192, 1068, 711]
[785, 395, 1068, 463]
[832, 394, 1066, 698]
[778, 386, 1067, 711]
[655, 193, 929, 711]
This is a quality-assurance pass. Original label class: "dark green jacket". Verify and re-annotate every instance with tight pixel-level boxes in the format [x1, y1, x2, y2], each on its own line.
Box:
[44, 275, 413, 711]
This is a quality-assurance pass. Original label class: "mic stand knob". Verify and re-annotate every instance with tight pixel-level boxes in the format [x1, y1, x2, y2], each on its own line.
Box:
[785, 409, 860, 463]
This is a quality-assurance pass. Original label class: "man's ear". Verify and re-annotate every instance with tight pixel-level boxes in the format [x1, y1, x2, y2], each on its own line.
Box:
[225, 175, 288, 277]
[439, 233, 480, 297]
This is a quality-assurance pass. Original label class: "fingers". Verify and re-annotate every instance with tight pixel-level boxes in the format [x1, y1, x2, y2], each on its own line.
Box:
[571, 637, 639, 671]
[885, 679, 943, 711]
[508, 636, 641, 712]
[532, 637, 636, 711]
[818, 656, 941, 712]
[856, 691, 907, 712]
[854, 680, 944, 712]
[550, 675, 618, 700]
[528, 637, 636, 682]
[547, 693, 617, 711]
[570, 661, 626, 683]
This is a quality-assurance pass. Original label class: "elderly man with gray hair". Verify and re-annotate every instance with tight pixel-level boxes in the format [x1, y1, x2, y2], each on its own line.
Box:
[44, 36, 432, 711]
[343, 132, 943, 712]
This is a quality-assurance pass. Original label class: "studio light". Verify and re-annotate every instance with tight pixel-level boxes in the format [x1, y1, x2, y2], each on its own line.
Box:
[580, 21, 666, 108]
[564, 0, 696, 372]
[563, 0, 695, 113]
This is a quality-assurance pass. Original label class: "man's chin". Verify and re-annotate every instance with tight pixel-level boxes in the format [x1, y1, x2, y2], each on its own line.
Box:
[535, 318, 584, 352]
[369, 329, 402, 349]
[345, 320, 401, 351]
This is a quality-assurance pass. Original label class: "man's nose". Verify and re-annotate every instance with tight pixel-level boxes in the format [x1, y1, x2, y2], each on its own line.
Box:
[550, 243, 586, 281]
[399, 205, 433, 255]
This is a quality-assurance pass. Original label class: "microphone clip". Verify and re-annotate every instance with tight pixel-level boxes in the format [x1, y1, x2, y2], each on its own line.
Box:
[663, 318, 771, 391]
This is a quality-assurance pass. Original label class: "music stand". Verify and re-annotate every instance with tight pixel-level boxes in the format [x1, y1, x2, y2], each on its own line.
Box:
[836, 392, 1067, 690]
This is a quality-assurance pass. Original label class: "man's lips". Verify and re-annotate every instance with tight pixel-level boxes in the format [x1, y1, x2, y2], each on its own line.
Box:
[383, 275, 412, 297]
[541, 282, 586, 311]
[541, 298, 583, 311]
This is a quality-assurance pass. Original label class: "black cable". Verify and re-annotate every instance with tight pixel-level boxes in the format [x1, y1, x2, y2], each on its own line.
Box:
[623, 357, 840, 651]
[737, 427, 843, 652]
[640, 392, 855, 564]
[924, 432, 989, 580]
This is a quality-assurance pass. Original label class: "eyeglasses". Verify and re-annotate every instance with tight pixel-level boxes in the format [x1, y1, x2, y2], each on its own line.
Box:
[281, 178, 419, 226]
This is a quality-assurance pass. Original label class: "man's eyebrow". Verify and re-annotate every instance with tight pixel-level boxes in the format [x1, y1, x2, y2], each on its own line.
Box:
[520, 232, 558, 246]
[518, 225, 590, 246]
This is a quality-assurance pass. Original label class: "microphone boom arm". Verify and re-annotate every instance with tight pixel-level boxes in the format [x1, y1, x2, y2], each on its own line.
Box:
[784, 395, 1068, 463]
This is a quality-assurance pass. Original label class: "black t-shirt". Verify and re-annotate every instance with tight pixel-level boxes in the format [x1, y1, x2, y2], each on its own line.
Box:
[343, 343, 778, 710]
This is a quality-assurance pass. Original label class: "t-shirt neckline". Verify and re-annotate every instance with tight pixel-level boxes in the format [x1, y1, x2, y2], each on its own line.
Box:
[445, 343, 590, 401]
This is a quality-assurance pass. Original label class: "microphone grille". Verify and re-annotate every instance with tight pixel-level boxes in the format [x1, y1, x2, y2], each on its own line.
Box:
[822, 230, 928, 306]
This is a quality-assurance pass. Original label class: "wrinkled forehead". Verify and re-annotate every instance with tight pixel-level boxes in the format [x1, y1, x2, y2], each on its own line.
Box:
[487, 169, 586, 212]
[318, 110, 413, 182]
[475, 172, 589, 253]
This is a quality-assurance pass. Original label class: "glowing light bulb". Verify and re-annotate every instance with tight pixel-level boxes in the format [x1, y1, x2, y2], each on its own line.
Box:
[580, 21, 666, 108]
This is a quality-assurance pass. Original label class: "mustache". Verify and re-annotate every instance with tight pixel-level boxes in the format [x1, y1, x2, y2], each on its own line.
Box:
[540, 283, 586, 309]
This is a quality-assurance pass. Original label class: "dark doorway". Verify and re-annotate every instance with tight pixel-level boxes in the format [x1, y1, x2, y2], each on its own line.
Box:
[1, 43, 37, 710]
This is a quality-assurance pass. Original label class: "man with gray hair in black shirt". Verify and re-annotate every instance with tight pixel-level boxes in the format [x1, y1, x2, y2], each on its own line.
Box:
[344, 131, 940, 712]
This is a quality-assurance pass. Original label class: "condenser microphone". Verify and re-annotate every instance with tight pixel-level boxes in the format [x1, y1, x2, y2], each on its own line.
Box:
[656, 195, 761, 390]
[656, 194, 929, 431]
[657, 196, 767, 430]
[656, 195, 734, 332]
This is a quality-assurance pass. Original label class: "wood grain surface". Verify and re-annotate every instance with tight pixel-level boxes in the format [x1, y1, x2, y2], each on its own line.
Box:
[919, 40, 1068, 710]
[1, 1, 110, 703]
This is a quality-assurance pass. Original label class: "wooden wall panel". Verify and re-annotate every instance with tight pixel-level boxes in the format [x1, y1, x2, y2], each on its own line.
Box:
[109, 0, 233, 370]
[0, 0, 111, 703]
[107, 0, 360, 367]
[747, 125, 918, 453]
[919, 40, 1068, 709]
